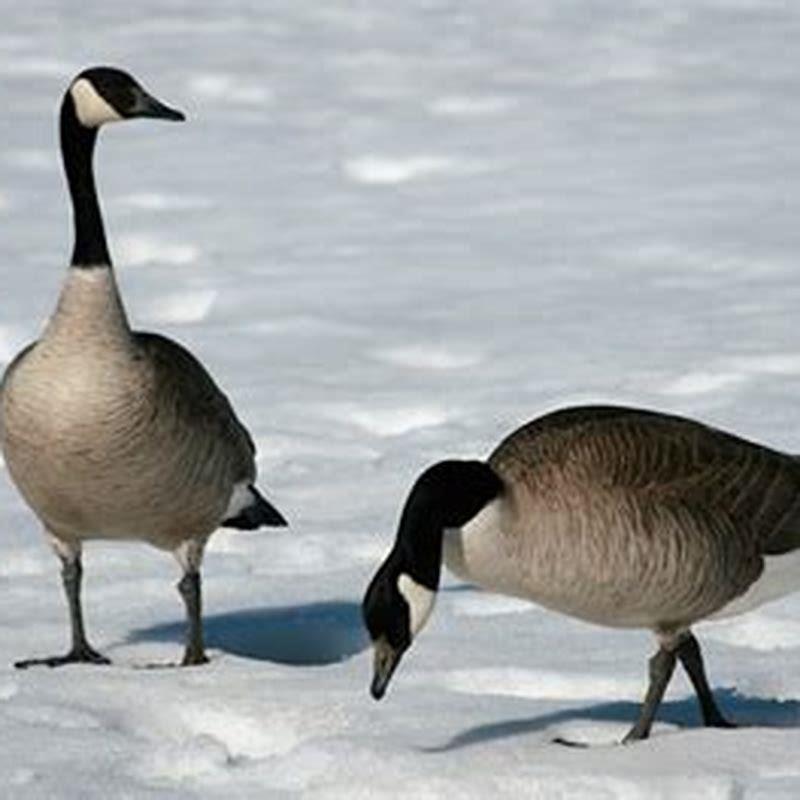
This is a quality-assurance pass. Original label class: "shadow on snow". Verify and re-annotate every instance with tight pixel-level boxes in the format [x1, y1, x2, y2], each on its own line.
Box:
[128, 601, 368, 666]
[426, 689, 800, 752]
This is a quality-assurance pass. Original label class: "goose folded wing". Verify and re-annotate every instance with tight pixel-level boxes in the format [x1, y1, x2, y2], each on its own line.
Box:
[134, 332, 256, 482]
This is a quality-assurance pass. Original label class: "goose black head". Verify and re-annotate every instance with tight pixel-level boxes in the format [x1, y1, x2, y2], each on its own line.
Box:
[68, 66, 185, 128]
[363, 460, 503, 700]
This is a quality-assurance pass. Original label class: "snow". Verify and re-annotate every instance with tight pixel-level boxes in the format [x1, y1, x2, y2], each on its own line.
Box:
[2, 0, 800, 797]
[343, 156, 464, 186]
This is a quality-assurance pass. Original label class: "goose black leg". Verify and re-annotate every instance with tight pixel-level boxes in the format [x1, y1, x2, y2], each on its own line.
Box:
[676, 633, 735, 728]
[15, 553, 109, 669]
[623, 646, 677, 743]
[177, 570, 209, 666]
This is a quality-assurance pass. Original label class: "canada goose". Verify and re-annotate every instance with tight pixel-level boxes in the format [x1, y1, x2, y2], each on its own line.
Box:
[363, 404, 800, 743]
[0, 67, 287, 668]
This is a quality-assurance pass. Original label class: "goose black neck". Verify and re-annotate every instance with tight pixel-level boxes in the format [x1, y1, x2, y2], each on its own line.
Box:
[396, 514, 444, 591]
[60, 93, 110, 268]
[395, 460, 504, 590]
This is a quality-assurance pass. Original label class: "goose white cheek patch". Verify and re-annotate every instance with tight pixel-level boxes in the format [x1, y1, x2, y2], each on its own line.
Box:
[71, 79, 123, 127]
[397, 573, 436, 638]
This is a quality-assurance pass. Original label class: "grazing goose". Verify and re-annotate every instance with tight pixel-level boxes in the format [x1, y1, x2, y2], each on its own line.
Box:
[0, 67, 287, 668]
[363, 404, 800, 743]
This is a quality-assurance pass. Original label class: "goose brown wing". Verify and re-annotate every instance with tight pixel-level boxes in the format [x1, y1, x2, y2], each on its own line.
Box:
[490, 405, 800, 557]
[134, 332, 256, 483]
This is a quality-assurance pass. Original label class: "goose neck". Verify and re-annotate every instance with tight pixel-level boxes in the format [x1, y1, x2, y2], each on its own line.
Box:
[60, 92, 111, 268]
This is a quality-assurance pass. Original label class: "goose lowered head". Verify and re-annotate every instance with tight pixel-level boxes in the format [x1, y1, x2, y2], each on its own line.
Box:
[363, 460, 503, 700]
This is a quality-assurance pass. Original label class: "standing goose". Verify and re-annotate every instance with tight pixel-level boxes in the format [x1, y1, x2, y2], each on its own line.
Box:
[0, 67, 287, 668]
[363, 405, 800, 742]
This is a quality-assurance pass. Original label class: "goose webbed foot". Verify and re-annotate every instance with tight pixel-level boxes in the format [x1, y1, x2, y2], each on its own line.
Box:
[704, 712, 737, 729]
[621, 722, 653, 745]
[16, 548, 109, 669]
[181, 649, 210, 667]
[137, 652, 210, 669]
[551, 736, 591, 748]
[15, 643, 110, 669]
[620, 632, 734, 743]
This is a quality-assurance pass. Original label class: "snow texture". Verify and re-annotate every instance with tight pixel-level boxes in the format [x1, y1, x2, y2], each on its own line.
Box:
[2, 0, 800, 797]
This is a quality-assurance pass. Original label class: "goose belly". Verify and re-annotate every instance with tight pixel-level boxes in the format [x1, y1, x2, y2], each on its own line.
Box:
[442, 499, 750, 630]
[1, 355, 226, 545]
[443, 525, 649, 627]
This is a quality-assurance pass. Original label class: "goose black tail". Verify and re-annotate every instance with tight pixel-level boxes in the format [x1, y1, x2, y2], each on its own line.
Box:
[223, 486, 288, 530]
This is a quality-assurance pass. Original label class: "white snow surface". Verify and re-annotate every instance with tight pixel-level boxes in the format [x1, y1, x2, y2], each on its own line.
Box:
[2, 1, 800, 797]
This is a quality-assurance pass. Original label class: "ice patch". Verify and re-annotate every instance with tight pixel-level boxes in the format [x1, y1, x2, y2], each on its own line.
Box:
[0, 191, 9, 211]
[188, 73, 272, 106]
[432, 667, 641, 702]
[146, 288, 217, 324]
[661, 371, 747, 396]
[117, 234, 200, 268]
[372, 345, 481, 370]
[343, 155, 458, 185]
[329, 405, 449, 436]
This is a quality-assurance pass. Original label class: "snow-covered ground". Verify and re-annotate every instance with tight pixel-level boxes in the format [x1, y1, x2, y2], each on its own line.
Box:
[3, 0, 800, 796]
